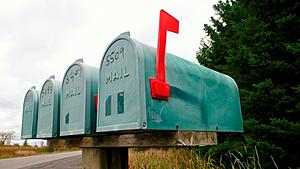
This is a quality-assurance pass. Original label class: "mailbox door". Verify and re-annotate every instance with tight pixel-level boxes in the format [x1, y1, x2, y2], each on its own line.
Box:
[37, 80, 54, 138]
[60, 64, 86, 135]
[21, 89, 39, 138]
[37, 79, 60, 138]
[97, 37, 146, 132]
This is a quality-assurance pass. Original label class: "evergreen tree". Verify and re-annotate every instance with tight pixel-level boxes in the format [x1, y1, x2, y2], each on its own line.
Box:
[197, 0, 300, 168]
[23, 139, 29, 147]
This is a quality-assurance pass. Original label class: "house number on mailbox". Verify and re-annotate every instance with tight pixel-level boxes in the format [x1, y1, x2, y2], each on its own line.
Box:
[24, 94, 33, 113]
[103, 45, 130, 116]
[65, 68, 82, 99]
[41, 85, 53, 108]
[105, 46, 130, 85]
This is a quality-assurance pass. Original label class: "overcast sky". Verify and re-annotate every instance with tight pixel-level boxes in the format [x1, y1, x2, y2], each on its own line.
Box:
[0, 0, 217, 141]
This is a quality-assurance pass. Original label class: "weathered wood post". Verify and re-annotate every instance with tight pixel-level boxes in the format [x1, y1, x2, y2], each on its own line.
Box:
[82, 148, 128, 169]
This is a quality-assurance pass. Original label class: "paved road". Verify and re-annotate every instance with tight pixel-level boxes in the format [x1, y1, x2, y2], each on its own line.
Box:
[0, 151, 82, 169]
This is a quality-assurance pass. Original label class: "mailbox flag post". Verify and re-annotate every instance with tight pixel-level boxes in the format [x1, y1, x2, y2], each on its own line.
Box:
[149, 9, 179, 101]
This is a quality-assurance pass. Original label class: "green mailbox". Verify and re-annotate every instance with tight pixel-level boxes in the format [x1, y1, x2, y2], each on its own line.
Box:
[21, 86, 39, 139]
[60, 59, 98, 136]
[36, 76, 61, 138]
[97, 33, 243, 132]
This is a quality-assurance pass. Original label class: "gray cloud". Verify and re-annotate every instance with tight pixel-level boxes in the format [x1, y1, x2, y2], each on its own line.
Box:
[0, 97, 17, 110]
[0, 0, 88, 137]
[1, 0, 87, 81]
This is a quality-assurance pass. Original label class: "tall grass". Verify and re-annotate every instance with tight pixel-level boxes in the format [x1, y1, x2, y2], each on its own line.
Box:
[129, 147, 272, 169]
[129, 148, 204, 169]
[1, 146, 277, 168]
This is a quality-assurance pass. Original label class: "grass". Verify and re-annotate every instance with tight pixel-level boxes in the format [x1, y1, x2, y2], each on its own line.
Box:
[1, 146, 275, 168]
[0, 145, 81, 159]
[129, 148, 204, 169]
[128, 147, 270, 169]
[129, 148, 217, 169]
[0, 146, 54, 159]
[0, 146, 53, 159]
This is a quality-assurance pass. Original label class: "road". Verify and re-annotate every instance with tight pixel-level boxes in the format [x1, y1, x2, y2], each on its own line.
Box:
[0, 151, 82, 169]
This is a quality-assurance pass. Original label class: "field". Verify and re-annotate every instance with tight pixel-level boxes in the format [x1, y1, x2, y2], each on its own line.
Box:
[0, 146, 265, 168]
[129, 148, 265, 169]
[129, 148, 207, 169]
[0, 146, 54, 159]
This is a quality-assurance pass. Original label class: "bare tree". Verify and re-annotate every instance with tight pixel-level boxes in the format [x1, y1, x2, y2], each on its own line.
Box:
[0, 130, 16, 146]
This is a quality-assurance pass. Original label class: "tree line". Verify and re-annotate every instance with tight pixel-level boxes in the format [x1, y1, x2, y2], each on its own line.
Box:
[197, 0, 300, 168]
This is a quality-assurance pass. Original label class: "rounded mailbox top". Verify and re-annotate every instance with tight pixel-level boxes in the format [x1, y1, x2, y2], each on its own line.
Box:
[62, 59, 89, 86]
[40, 76, 61, 108]
[99, 32, 142, 70]
[61, 60, 87, 106]
[24, 87, 39, 109]
[99, 32, 144, 86]
[61, 59, 95, 99]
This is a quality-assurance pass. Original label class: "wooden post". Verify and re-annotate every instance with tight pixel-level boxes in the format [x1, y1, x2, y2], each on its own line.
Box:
[82, 148, 103, 169]
[82, 148, 128, 169]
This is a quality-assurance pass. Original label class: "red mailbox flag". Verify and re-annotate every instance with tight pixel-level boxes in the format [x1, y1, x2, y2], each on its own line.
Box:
[149, 9, 179, 100]
[94, 95, 98, 112]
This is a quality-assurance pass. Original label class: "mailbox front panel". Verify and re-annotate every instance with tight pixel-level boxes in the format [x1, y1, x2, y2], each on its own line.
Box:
[37, 79, 60, 138]
[97, 38, 146, 132]
[61, 64, 86, 135]
[21, 89, 39, 139]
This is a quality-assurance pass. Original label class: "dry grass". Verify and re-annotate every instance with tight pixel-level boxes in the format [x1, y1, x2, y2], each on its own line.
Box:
[129, 148, 216, 169]
[1, 146, 268, 168]
[129, 147, 265, 169]
[0, 146, 53, 159]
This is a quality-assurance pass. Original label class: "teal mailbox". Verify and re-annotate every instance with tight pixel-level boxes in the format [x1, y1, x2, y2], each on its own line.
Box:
[21, 86, 39, 139]
[36, 76, 61, 138]
[97, 33, 243, 132]
[60, 59, 98, 136]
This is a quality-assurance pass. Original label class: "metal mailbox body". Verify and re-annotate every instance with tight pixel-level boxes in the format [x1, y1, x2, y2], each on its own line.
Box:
[36, 76, 61, 138]
[97, 33, 243, 133]
[60, 60, 98, 136]
[21, 87, 39, 139]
